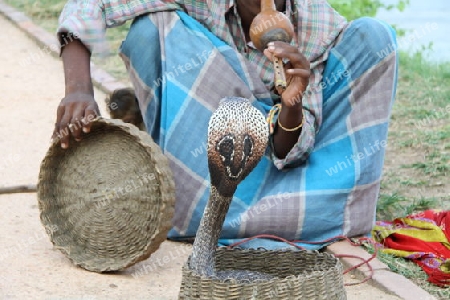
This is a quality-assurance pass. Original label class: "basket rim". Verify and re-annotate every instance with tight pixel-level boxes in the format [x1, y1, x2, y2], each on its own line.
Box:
[179, 248, 346, 299]
[184, 247, 344, 282]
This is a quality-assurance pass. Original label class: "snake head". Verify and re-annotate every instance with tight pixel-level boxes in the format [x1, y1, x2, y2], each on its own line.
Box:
[207, 97, 269, 197]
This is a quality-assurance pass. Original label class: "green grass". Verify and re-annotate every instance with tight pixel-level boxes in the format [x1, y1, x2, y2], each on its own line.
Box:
[376, 194, 442, 221]
[4, 0, 450, 298]
[381, 51, 450, 187]
[363, 242, 450, 299]
[329, 0, 410, 21]
[373, 50, 450, 299]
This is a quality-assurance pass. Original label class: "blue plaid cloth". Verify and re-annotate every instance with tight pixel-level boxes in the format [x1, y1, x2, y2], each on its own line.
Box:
[119, 11, 398, 250]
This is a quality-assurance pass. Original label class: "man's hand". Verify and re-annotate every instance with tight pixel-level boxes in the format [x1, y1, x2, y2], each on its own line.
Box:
[53, 93, 100, 149]
[263, 41, 310, 159]
[263, 41, 310, 107]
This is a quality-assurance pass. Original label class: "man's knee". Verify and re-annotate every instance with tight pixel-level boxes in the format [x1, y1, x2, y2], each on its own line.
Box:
[350, 16, 398, 59]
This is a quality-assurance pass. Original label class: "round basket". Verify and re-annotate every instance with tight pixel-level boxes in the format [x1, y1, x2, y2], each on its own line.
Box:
[37, 118, 175, 272]
[179, 248, 346, 299]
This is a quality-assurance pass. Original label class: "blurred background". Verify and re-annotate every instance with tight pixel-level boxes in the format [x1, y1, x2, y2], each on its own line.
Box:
[331, 0, 450, 63]
[376, 0, 449, 62]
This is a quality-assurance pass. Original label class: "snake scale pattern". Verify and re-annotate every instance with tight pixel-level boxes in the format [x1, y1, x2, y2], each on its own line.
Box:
[188, 97, 272, 282]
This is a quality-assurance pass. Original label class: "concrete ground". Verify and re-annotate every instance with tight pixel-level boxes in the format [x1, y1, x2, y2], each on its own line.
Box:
[0, 6, 435, 300]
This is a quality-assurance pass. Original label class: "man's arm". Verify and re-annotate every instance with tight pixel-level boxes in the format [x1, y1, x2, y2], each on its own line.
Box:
[53, 0, 188, 149]
[53, 39, 100, 149]
[264, 41, 310, 159]
[62, 38, 93, 96]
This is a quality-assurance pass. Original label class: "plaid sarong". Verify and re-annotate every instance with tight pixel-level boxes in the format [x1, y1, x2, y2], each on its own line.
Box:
[119, 11, 398, 250]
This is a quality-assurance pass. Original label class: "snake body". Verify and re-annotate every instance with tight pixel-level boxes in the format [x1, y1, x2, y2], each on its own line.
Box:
[188, 97, 270, 281]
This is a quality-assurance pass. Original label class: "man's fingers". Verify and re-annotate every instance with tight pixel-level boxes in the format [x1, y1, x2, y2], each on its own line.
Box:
[54, 93, 99, 149]
[82, 104, 100, 133]
[263, 48, 274, 62]
[276, 49, 309, 69]
[266, 42, 309, 69]
[71, 106, 85, 141]
[58, 110, 72, 149]
[53, 104, 65, 141]
[56, 103, 65, 124]
[286, 68, 310, 78]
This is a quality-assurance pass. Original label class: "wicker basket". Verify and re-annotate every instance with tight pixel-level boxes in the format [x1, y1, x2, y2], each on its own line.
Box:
[179, 247, 346, 299]
[37, 118, 175, 272]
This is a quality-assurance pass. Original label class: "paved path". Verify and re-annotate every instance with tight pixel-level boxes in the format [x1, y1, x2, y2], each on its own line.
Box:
[0, 13, 188, 300]
[0, 9, 432, 300]
[377, 0, 450, 62]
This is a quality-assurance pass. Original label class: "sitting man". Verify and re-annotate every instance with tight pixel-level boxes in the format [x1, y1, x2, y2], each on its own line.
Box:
[54, 0, 398, 249]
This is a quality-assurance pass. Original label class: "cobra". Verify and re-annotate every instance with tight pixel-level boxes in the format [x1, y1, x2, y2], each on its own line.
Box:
[188, 96, 271, 281]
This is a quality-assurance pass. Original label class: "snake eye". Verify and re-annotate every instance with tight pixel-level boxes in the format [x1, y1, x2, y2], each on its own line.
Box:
[216, 134, 235, 164]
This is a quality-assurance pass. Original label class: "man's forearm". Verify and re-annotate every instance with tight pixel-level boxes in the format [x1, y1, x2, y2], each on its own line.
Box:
[273, 104, 303, 158]
[61, 39, 93, 95]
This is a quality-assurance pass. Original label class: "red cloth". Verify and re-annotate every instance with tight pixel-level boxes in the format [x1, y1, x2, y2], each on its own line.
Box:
[373, 210, 450, 286]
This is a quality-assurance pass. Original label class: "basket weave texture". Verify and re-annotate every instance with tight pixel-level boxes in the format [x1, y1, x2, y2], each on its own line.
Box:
[179, 247, 346, 299]
[38, 118, 175, 272]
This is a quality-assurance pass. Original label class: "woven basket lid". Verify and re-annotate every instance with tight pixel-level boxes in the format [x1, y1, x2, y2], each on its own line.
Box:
[38, 118, 175, 272]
